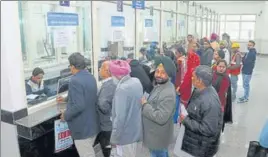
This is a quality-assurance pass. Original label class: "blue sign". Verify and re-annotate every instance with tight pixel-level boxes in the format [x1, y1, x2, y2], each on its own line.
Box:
[117, 0, 123, 12]
[167, 20, 172, 27]
[59, 1, 70, 7]
[132, 0, 145, 9]
[145, 19, 153, 27]
[111, 16, 125, 27]
[47, 12, 79, 26]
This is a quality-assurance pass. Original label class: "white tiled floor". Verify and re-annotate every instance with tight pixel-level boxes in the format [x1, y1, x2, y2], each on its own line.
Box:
[137, 56, 268, 157]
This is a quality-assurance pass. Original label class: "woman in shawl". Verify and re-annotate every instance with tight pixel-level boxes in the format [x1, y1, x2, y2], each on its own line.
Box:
[212, 59, 232, 132]
[178, 42, 200, 107]
[211, 49, 226, 71]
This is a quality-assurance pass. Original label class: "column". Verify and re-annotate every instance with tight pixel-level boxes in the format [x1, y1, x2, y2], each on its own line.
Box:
[91, 1, 101, 80]
[255, 2, 268, 55]
[1, 1, 28, 157]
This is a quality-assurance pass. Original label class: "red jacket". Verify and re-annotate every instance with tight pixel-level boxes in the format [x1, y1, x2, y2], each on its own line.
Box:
[212, 72, 230, 112]
[179, 50, 200, 106]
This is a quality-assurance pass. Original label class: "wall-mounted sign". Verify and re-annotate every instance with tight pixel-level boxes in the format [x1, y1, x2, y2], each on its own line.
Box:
[111, 16, 125, 27]
[145, 19, 153, 27]
[59, 1, 70, 7]
[47, 12, 79, 26]
[117, 0, 123, 12]
[167, 20, 172, 27]
[132, 0, 145, 9]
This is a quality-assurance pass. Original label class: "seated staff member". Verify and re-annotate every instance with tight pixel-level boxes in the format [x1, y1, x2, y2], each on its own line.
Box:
[25, 67, 50, 96]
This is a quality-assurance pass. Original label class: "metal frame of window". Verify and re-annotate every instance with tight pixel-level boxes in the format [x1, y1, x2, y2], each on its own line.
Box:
[219, 14, 256, 41]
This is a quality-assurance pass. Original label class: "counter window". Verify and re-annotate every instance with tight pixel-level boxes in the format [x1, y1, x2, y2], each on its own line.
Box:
[19, 1, 92, 107]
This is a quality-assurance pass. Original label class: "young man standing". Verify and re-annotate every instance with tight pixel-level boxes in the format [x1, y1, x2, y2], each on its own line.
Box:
[238, 40, 257, 103]
[228, 42, 242, 101]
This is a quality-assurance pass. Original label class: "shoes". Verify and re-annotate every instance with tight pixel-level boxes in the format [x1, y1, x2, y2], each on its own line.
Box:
[238, 97, 249, 103]
[247, 141, 260, 157]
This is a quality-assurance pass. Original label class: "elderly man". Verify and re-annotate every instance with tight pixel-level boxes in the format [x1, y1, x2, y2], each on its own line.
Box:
[141, 56, 176, 157]
[180, 65, 223, 157]
[109, 60, 143, 157]
[95, 61, 116, 157]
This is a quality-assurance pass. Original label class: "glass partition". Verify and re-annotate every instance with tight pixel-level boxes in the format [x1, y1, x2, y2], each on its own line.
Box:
[177, 14, 187, 39]
[142, 9, 160, 43]
[98, 2, 135, 60]
[196, 18, 202, 39]
[162, 11, 176, 43]
[177, 1, 188, 14]
[19, 1, 92, 107]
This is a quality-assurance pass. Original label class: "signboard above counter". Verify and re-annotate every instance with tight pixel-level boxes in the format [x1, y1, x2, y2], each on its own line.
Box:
[47, 12, 79, 26]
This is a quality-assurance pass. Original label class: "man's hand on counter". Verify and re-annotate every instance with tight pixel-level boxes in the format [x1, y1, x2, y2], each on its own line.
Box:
[56, 96, 65, 103]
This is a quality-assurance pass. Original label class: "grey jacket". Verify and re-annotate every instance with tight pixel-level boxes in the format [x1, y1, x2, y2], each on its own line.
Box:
[64, 70, 99, 140]
[110, 75, 143, 145]
[142, 81, 176, 150]
[201, 47, 214, 66]
[97, 78, 116, 131]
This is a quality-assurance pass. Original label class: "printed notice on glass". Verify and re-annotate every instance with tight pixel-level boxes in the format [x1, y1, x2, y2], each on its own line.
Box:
[54, 119, 73, 153]
[53, 28, 71, 48]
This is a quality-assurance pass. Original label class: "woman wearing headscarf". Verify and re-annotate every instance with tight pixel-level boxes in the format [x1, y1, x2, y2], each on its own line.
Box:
[212, 60, 232, 132]
[178, 42, 200, 106]
[219, 40, 231, 65]
[211, 49, 226, 71]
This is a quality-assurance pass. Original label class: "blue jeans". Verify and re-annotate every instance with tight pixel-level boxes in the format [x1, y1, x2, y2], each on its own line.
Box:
[242, 74, 252, 99]
[150, 149, 168, 157]
[230, 75, 238, 98]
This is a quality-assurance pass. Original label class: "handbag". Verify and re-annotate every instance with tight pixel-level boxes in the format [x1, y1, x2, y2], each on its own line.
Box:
[246, 141, 268, 157]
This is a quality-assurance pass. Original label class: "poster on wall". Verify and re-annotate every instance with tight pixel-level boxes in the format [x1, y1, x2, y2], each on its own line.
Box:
[111, 16, 125, 41]
[167, 20, 172, 27]
[54, 119, 73, 153]
[53, 28, 71, 48]
[145, 19, 153, 27]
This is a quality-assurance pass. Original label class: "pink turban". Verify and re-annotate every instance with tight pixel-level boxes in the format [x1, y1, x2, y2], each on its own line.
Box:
[210, 33, 218, 41]
[109, 60, 131, 77]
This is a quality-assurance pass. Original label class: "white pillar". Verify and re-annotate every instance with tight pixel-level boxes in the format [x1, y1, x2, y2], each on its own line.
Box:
[1, 1, 27, 157]
[1, 2, 27, 112]
[255, 2, 268, 55]
[91, 1, 101, 80]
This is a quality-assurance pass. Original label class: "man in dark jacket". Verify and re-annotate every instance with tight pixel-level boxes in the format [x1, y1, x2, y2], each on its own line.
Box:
[180, 65, 223, 157]
[129, 59, 153, 94]
[60, 52, 99, 157]
[95, 61, 116, 157]
[238, 40, 257, 103]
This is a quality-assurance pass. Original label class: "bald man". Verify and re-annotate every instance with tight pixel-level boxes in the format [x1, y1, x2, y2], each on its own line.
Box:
[95, 61, 116, 157]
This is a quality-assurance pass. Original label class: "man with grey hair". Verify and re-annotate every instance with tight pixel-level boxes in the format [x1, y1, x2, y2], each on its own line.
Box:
[179, 65, 223, 157]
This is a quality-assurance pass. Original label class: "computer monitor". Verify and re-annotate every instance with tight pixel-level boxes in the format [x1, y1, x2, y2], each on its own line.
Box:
[57, 76, 71, 95]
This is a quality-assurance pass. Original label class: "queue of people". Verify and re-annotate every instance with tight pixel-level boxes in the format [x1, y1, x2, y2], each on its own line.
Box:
[27, 32, 258, 157]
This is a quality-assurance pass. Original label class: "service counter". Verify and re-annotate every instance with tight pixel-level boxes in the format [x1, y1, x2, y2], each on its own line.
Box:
[16, 61, 155, 157]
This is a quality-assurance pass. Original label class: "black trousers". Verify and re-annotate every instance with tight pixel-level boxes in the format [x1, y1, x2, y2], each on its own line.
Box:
[94, 131, 112, 157]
